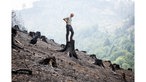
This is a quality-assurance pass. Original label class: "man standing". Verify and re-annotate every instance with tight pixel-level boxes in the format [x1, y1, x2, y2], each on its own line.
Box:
[61, 13, 78, 59]
[63, 13, 74, 43]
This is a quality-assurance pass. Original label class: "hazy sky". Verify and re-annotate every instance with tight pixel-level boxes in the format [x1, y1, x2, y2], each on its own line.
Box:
[12, 0, 39, 10]
[12, 0, 134, 10]
[12, 0, 134, 44]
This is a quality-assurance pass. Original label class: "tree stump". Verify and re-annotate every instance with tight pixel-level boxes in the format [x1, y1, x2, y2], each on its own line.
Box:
[12, 27, 23, 49]
[39, 56, 57, 67]
[59, 40, 78, 59]
[30, 31, 41, 44]
[40, 35, 48, 43]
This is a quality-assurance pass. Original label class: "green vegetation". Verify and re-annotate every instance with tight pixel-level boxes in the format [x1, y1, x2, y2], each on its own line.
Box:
[76, 16, 134, 69]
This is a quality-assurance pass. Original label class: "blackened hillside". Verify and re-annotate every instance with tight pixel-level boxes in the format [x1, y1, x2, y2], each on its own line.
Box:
[12, 27, 134, 82]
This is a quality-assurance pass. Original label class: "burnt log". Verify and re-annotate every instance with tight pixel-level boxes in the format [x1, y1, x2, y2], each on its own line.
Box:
[90, 54, 105, 68]
[113, 63, 121, 70]
[128, 68, 132, 71]
[12, 69, 32, 75]
[81, 51, 87, 53]
[89, 54, 96, 59]
[59, 40, 78, 59]
[94, 58, 105, 68]
[40, 35, 48, 43]
[110, 63, 121, 71]
[29, 31, 35, 37]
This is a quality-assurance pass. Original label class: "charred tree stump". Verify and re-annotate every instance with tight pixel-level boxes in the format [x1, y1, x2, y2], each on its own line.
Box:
[59, 40, 78, 59]
[12, 28, 17, 47]
[89, 54, 105, 68]
[94, 58, 105, 68]
[39, 56, 57, 67]
[29, 31, 35, 38]
[12, 27, 23, 49]
[30, 31, 41, 44]
[109, 64, 116, 72]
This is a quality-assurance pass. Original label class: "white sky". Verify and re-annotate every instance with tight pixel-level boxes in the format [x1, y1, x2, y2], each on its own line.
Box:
[12, 0, 134, 10]
[12, 0, 39, 10]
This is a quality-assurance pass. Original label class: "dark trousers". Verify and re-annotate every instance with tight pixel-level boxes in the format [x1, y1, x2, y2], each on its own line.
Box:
[66, 25, 74, 43]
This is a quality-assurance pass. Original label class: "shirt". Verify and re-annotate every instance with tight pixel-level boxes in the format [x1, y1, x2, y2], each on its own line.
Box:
[64, 17, 72, 25]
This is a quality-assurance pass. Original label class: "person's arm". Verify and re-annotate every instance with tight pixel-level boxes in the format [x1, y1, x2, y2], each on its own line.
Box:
[63, 17, 69, 23]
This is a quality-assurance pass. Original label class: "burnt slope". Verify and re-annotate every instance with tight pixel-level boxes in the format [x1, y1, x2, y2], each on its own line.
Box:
[12, 30, 134, 82]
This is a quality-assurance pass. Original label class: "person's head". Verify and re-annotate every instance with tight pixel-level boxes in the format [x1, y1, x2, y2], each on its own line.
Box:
[70, 13, 74, 18]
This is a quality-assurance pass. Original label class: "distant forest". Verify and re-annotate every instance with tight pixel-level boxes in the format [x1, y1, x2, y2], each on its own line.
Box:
[76, 16, 134, 69]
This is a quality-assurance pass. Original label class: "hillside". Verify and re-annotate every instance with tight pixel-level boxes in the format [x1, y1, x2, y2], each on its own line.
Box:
[12, 28, 134, 82]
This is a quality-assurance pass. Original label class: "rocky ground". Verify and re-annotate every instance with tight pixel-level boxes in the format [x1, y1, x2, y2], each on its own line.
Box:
[12, 29, 134, 82]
